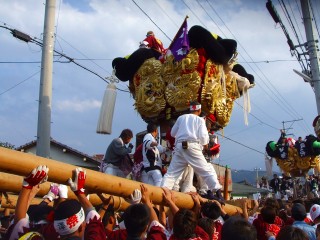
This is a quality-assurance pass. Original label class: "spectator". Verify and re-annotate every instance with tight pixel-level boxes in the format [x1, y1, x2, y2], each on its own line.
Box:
[222, 216, 257, 240]
[276, 225, 308, 240]
[291, 203, 316, 240]
[310, 204, 320, 227]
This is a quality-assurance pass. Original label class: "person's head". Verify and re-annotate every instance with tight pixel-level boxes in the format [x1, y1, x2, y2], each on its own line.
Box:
[189, 101, 201, 115]
[264, 197, 280, 214]
[298, 137, 303, 142]
[198, 217, 214, 240]
[261, 206, 276, 224]
[273, 174, 278, 179]
[173, 209, 197, 239]
[123, 204, 150, 238]
[28, 204, 54, 225]
[291, 203, 307, 221]
[147, 123, 158, 136]
[101, 205, 115, 229]
[120, 129, 133, 144]
[200, 201, 221, 220]
[146, 31, 154, 37]
[54, 199, 85, 238]
[221, 216, 257, 240]
[276, 225, 308, 240]
[310, 204, 320, 223]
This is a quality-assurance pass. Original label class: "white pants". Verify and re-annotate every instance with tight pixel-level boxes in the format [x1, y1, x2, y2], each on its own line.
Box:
[104, 163, 126, 178]
[172, 165, 196, 193]
[141, 169, 162, 187]
[195, 173, 209, 194]
[161, 142, 222, 191]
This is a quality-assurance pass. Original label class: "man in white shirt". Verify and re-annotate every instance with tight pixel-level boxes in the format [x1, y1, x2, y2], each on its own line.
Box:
[161, 101, 223, 201]
[141, 123, 166, 186]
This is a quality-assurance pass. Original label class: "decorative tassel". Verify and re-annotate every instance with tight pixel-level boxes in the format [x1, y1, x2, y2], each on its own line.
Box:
[264, 153, 273, 179]
[96, 83, 117, 134]
[231, 71, 251, 125]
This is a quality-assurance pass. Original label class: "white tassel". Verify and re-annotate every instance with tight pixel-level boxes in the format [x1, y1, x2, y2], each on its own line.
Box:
[96, 83, 117, 134]
[231, 71, 251, 125]
[264, 153, 273, 179]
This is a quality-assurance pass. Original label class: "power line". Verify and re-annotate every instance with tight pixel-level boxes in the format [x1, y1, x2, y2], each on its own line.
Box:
[0, 71, 40, 96]
[131, 0, 172, 41]
[205, 1, 307, 125]
[0, 23, 130, 93]
[216, 132, 265, 155]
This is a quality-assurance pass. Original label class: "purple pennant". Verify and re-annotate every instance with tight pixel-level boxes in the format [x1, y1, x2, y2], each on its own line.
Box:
[169, 19, 189, 61]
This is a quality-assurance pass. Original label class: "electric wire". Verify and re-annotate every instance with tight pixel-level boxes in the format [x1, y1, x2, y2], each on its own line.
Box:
[0, 71, 40, 96]
[131, 0, 172, 42]
[216, 132, 265, 155]
[0, 23, 130, 93]
[204, 0, 309, 131]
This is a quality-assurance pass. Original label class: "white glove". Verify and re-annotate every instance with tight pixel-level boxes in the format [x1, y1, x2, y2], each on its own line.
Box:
[127, 189, 142, 204]
[67, 167, 86, 195]
[58, 184, 68, 199]
[43, 183, 59, 201]
[23, 165, 49, 189]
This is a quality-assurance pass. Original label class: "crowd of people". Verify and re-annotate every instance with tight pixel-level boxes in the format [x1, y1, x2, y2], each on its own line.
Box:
[258, 173, 320, 200]
[3, 164, 320, 240]
[0, 31, 319, 238]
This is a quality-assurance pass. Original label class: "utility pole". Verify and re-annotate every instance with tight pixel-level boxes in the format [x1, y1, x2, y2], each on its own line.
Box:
[36, 0, 56, 157]
[300, 0, 320, 114]
[281, 118, 303, 136]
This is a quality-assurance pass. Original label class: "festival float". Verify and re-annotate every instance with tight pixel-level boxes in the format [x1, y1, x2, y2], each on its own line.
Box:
[265, 129, 320, 177]
[97, 18, 255, 135]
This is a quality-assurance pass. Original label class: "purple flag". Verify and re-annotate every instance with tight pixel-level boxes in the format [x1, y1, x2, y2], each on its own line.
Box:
[169, 18, 189, 61]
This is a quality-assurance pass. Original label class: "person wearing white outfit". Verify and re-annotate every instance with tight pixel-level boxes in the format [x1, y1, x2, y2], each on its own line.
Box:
[161, 101, 224, 201]
[141, 123, 166, 186]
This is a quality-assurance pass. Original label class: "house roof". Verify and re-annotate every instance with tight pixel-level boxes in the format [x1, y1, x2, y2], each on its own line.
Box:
[16, 138, 101, 165]
[232, 182, 270, 195]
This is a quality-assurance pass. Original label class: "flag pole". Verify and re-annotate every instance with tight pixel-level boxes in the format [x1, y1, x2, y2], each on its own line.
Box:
[168, 15, 189, 50]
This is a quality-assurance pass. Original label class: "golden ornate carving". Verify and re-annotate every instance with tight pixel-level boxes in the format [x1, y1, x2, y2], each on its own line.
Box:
[133, 58, 166, 117]
[163, 49, 201, 112]
[275, 147, 320, 177]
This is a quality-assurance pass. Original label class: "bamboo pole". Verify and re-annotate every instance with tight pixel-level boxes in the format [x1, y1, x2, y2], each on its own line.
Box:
[1, 194, 44, 208]
[0, 147, 242, 214]
[224, 166, 230, 200]
[0, 172, 129, 211]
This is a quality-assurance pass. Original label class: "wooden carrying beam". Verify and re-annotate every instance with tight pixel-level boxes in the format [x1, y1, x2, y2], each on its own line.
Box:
[0, 147, 242, 214]
[0, 172, 129, 211]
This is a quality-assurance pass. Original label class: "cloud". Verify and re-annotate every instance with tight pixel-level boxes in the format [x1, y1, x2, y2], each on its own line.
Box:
[0, 0, 318, 172]
[56, 99, 101, 112]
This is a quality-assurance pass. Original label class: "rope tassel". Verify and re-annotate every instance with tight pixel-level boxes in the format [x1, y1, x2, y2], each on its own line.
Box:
[96, 83, 117, 134]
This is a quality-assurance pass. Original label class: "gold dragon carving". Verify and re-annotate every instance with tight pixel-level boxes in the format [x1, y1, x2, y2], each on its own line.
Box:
[131, 48, 245, 125]
[133, 58, 166, 117]
[275, 147, 320, 177]
[163, 48, 201, 112]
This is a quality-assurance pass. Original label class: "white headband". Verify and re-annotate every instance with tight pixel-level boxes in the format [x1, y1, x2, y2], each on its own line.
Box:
[54, 208, 85, 236]
[190, 104, 201, 111]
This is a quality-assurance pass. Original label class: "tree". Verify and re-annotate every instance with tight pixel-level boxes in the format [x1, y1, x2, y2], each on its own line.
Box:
[0, 141, 15, 149]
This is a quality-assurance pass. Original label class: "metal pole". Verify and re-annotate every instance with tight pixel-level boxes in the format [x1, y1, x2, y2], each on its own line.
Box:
[300, 0, 320, 114]
[36, 0, 56, 157]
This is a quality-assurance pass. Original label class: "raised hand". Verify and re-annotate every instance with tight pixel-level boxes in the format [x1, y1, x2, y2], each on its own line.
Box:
[67, 167, 86, 195]
[23, 165, 49, 189]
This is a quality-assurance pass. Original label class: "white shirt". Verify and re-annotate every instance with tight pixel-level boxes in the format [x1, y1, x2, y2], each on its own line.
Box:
[171, 113, 209, 146]
[142, 133, 165, 168]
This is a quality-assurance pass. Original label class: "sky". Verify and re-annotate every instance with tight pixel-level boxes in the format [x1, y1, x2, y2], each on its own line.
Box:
[0, 0, 320, 172]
